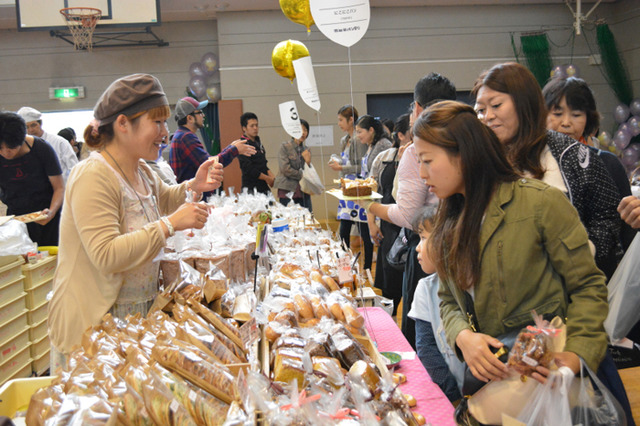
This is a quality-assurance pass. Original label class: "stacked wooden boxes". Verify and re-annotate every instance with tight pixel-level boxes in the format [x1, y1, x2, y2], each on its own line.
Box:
[21, 255, 56, 376]
[0, 257, 31, 386]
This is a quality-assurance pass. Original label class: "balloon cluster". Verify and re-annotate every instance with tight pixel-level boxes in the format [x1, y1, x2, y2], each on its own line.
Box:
[187, 52, 221, 103]
[550, 64, 580, 79]
[603, 99, 640, 171]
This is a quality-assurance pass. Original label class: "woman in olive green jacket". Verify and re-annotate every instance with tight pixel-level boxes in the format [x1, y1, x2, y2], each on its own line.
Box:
[413, 101, 608, 383]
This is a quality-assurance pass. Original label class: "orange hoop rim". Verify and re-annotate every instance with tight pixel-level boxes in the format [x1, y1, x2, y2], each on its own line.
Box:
[60, 7, 102, 19]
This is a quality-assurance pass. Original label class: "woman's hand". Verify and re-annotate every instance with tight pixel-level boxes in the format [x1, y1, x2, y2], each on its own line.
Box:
[531, 351, 581, 384]
[328, 160, 343, 171]
[302, 149, 311, 165]
[618, 195, 640, 229]
[168, 202, 210, 231]
[231, 139, 257, 156]
[369, 220, 382, 246]
[193, 158, 223, 193]
[456, 329, 510, 383]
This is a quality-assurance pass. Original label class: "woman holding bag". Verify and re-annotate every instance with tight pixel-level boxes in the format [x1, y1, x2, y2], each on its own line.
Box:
[274, 118, 313, 211]
[413, 100, 608, 385]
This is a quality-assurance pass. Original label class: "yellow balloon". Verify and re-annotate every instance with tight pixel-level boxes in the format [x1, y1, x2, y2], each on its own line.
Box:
[271, 39, 310, 81]
[279, 0, 314, 33]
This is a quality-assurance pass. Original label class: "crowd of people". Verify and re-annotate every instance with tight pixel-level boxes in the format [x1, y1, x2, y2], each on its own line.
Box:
[1, 63, 639, 423]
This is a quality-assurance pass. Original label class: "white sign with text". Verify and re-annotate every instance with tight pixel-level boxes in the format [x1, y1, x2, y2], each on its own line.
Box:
[306, 125, 334, 147]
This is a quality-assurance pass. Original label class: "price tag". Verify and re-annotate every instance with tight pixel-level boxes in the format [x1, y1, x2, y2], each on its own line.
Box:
[188, 390, 198, 404]
[255, 223, 269, 255]
[170, 399, 180, 413]
[337, 254, 354, 284]
[239, 317, 259, 349]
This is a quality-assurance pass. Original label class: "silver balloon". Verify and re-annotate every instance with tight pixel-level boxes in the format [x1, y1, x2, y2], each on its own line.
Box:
[630, 99, 640, 117]
[201, 52, 218, 75]
[189, 76, 206, 99]
[614, 103, 630, 124]
[206, 84, 221, 103]
[189, 62, 206, 78]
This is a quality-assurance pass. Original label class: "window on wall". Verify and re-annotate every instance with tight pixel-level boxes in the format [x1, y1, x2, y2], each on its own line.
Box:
[366, 91, 474, 122]
[41, 110, 95, 143]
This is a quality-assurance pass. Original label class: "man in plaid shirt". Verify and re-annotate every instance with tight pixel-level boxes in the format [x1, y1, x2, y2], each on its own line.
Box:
[169, 97, 255, 183]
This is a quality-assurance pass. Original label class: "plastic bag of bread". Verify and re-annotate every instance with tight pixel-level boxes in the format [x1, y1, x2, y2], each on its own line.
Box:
[151, 340, 236, 404]
[25, 383, 66, 425]
[229, 247, 246, 282]
[150, 365, 230, 426]
[203, 267, 228, 303]
[141, 373, 196, 426]
[172, 303, 246, 361]
[175, 318, 243, 365]
[42, 393, 118, 426]
[507, 313, 561, 377]
[187, 298, 244, 350]
[232, 284, 256, 322]
[194, 252, 231, 281]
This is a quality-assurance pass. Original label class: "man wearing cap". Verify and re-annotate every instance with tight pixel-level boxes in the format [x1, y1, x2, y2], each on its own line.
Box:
[17, 107, 78, 181]
[169, 96, 255, 184]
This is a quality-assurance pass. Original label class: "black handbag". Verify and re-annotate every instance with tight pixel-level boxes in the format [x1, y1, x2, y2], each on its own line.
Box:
[386, 227, 412, 271]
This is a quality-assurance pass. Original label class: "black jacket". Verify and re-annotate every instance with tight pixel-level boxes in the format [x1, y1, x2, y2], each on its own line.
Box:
[238, 135, 270, 195]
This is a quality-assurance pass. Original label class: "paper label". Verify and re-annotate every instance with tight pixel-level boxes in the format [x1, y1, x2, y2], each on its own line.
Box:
[170, 399, 180, 413]
[521, 355, 539, 367]
[337, 255, 354, 284]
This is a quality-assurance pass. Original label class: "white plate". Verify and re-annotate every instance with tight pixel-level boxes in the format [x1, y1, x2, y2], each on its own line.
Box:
[326, 188, 383, 201]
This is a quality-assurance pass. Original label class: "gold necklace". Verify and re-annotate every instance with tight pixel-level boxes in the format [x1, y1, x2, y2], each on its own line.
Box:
[102, 149, 158, 223]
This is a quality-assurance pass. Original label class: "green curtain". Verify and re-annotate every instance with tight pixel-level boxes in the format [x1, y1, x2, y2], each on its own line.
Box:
[597, 23, 633, 105]
[200, 102, 220, 155]
[520, 33, 553, 88]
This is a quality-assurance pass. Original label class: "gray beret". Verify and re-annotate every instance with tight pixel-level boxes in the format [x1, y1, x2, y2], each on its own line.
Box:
[94, 73, 168, 125]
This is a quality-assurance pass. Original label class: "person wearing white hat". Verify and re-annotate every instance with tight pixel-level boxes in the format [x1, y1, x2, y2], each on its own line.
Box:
[17, 106, 78, 181]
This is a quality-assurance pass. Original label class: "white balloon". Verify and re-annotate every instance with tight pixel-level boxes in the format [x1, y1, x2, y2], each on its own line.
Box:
[310, 0, 370, 47]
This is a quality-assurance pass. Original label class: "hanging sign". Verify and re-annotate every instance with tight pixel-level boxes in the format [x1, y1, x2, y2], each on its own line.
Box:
[279, 101, 303, 139]
[293, 56, 321, 111]
[309, 0, 370, 47]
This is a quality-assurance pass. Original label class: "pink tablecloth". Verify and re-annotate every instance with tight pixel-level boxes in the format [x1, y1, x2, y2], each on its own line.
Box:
[359, 307, 455, 426]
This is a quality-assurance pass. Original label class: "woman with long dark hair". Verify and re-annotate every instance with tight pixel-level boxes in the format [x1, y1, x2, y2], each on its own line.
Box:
[414, 100, 608, 383]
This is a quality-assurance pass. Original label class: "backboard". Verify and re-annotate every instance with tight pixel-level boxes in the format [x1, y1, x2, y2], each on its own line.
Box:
[16, 0, 161, 31]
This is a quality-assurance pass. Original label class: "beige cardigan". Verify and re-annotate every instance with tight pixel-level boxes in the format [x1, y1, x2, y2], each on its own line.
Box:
[48, 154, 189, 353]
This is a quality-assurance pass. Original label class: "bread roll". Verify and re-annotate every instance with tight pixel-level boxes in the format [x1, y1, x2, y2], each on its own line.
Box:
[294, 294, 314, 320]
[310, 296, 331, 319]
[329, 302, 345, 322]
[342, 303, 364, 328]
[322, 275, 340, 292]
[403, 393, 416, 407]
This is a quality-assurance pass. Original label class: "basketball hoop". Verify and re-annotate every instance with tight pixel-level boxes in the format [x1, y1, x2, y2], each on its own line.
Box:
[60, 7, 102, 51]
